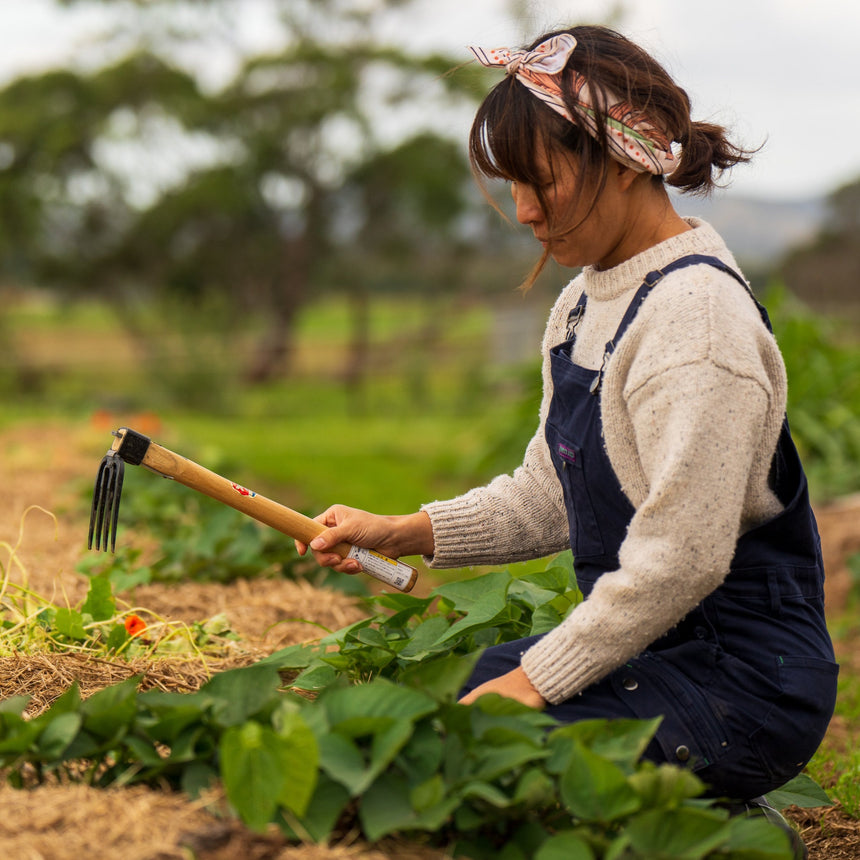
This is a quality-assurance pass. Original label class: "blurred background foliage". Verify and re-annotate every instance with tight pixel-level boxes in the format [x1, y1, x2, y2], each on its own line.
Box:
[0, 0, 859, 510]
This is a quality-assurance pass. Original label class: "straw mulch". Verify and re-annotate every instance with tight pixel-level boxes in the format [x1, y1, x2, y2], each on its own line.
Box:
[0, 782, 447, 860]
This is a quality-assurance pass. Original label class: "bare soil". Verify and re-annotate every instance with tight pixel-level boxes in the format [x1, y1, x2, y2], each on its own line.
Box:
[1, 419, 858, 859]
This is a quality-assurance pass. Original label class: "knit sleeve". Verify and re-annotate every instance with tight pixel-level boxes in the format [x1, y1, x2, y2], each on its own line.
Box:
[420, 423, 570, 568]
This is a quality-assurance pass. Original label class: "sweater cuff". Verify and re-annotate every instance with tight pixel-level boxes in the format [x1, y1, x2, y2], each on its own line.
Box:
[520, 631, 604, 704]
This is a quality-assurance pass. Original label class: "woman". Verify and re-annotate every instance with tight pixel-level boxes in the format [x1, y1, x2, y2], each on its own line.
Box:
[298, 25, 837, 821]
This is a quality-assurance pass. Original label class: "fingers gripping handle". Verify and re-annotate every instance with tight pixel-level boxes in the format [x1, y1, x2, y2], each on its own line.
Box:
[111, 429, 418, 593]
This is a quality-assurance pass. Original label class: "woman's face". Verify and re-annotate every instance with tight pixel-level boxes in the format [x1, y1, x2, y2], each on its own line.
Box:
[511, 145, 633, 270]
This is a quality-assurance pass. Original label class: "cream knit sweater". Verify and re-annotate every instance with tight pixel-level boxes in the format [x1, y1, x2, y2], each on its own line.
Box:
[422, 219, 788, 704]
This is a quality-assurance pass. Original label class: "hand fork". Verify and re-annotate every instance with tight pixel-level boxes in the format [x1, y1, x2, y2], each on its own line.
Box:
[87, 427, 418, 592]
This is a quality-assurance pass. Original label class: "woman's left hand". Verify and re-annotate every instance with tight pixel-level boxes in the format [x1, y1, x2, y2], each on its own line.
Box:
[458, 667, 547, 709]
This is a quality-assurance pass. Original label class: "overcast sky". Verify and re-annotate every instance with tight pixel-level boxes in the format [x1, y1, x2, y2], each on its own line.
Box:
[3, 0, 858, 202]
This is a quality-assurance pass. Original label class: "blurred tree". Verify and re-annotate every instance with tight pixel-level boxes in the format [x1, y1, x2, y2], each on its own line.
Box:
[781, 175, 860, 313]
[0, 0, 491, 383]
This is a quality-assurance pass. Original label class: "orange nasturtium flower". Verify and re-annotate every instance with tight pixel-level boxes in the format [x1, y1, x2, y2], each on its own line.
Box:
[124, 614, 147, 637]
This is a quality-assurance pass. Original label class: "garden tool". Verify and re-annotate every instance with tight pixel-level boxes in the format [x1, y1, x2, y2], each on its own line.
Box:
[87, 427, 418, 592]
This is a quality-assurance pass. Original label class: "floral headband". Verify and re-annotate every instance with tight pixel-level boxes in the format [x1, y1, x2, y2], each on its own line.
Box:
[468, 33, 677, 176]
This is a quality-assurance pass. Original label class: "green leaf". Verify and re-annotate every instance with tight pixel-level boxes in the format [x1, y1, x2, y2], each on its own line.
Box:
[201, 663, 281, 726]
[292, 774, 351, 843]
[625, 807, 730, 858]
[559, 740, 641, 822]
[535, 831, 595, 860]
[257, 642, 319, 670]
[290, 662, 338, 691]
[397, 651, 482, 702]
[318, 733, 366, 794]
[81, 576, 116, 622]
[221, 716, 318, 831]
[548, 717, 661, 774]
[106, 624, 129, 651]
[627, 762, 705, 808]
[274, 710, 319, 817]
[36, 712, 82, 759]
[81, 675, 140, 740]
[723, 814, 797, 859]
[320, 678, 436, 732]
[398, 615, 452, 658]
[432, 570, 512, 612]
[220, 721, 285, 831]
[765, 772, 833, 809]
[54, 608, 87, 640]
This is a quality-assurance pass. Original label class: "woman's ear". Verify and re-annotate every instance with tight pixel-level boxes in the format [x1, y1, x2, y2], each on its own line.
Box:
[615, 162, 641, 193]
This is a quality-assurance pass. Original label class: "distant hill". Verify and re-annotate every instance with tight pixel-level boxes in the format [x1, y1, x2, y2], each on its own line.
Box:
[672, 192, 826, 269]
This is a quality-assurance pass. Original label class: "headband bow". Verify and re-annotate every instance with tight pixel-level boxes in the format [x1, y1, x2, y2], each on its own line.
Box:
[468, 33, 676, 176]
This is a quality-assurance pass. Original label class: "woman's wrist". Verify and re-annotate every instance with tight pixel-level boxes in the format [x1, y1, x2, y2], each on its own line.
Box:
[389, 511, 435, 558]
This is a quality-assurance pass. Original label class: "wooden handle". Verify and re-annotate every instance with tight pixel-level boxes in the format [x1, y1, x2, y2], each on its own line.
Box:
[110, 430, 418, 592]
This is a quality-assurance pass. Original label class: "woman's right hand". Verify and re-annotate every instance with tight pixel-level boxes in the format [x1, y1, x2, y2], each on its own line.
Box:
[295, 506, 434, 574]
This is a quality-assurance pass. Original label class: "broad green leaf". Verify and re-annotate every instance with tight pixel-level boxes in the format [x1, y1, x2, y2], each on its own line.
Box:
[106, 624, 129, 651]
[201, 663, 281, 726]
[181, 761, 218, 800]
[723, 814, 797, 858]
[54, 608, 87, 640]
[274, 711, 319, 817]
[627, 762, 705, 808]
[548, 717, 661, 773]
[431, 592, 512, 646]
[81, 576, 116, 622]
[0, 695, 30, 716]
[765, 772, 833, 809]
[398, 615, 452, 658]
[258, 642, 319, 670]
[220, 721, 285, 831]
[36, 712, 82, 759]
[468, 740, 549, 784]
[320, 677, 436, 731]
[122, 734, 167, 769]
[221, 716, 317, 831]
[459, 779, 513, 807]
[318, 733, 366, 794]
[397, 651, 482, 702]
[512, 767, 555, 808]
[560, 740, 641, 822]
[292, 774, 351, 842]
[360, 771, 458, 841]
[535, 831, 595, 860]
[290, 662, 338, 691]
[81, 675, 140, 740]
[410, 773, 445, 811]
[625, 807, 730, 858]
[432, 571, 512, 612]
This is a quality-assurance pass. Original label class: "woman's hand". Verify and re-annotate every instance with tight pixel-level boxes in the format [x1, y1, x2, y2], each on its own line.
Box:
[295, 506, 434, 574]
[458, 667, 547, 709]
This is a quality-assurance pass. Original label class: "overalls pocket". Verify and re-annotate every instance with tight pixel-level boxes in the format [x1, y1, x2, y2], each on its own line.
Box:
[610, 650, 729, 773]
[545, 421, 605, 557]
[749, 655, 839, 784]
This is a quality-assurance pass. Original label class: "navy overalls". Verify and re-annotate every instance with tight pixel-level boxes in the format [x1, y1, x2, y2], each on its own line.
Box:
[461, 255, 838, 799]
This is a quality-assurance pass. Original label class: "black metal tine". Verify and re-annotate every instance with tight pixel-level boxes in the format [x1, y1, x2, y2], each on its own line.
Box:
[106, 458, 125, 553]
[94, 458, 112, 551]
[88, 452, 126, 552]
[88, 456, 109, 550]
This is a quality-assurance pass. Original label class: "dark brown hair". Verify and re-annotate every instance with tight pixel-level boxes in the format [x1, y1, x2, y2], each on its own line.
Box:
[469, 25, 754, 282]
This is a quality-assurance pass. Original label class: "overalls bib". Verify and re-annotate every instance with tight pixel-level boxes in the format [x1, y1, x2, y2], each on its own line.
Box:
[462, 255, 838, 799]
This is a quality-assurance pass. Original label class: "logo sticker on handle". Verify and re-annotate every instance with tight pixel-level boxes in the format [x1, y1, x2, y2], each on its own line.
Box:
[231, 482, 257, 498]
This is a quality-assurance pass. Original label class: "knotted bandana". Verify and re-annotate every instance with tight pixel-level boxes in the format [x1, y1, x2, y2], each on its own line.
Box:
[468, 33, 676, 176]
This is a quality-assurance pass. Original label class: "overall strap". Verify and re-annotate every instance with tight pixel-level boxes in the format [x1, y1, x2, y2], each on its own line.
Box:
[590, 253, 763, 394]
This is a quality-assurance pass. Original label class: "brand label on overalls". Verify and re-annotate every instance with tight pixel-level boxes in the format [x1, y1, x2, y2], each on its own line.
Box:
[557, 443, 577, 465]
